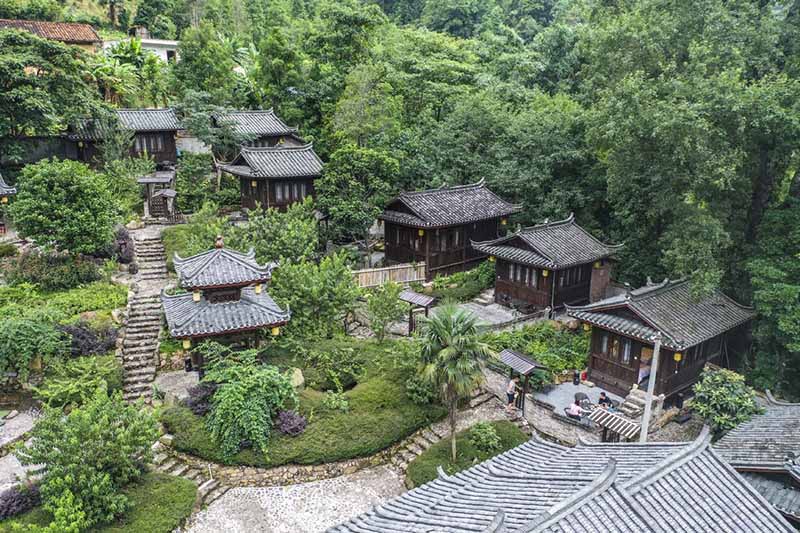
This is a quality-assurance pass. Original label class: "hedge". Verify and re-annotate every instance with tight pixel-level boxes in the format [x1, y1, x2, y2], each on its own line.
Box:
[405, 420, 528, 488]
[0, 472, 197, 533]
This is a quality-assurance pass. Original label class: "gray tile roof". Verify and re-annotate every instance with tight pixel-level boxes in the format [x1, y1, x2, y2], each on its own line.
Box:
[379, 180, 521, 228]
[69, 109, 181, 140]
[161, 286, 289, 338]
[567, 279, 755, 350]
[0, 174, 16, 196]
[174, 247, 275, 289]
[499, 349, 543, 375]
[715, 391, 800, 471]
[331, 427, 793, 532]
[220, 144, 322, 179]
[136, 170, 175, 184]
[399, 290, 435, 308]
[741, 472, 800, 521]
[472, 214, 622, 269]
[216, 109, 298, 137]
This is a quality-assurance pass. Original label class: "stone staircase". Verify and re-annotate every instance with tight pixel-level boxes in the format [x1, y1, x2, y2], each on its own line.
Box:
[474, 288, 495, 306]
[134, 235, 168, 281]
[619, 387, 648, 419]
[121, 293, 162, 402]
[152, 438, 229, 510]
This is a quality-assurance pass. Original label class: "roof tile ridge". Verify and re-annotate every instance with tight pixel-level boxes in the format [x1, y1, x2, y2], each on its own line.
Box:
[242, 288, 291, 319]
[403, 179, 486, 197]
[624, 425, 711, 495]
[160, 289, 203, 329]
[180, 248, 221, 283]
[218, 247, 274, 277]
[483, 510, 508, 533]
[243, 142, 314, 153]
[519, 459, 618, 533]
[766, 389, 800, 406]
[469, 232, 518, 247]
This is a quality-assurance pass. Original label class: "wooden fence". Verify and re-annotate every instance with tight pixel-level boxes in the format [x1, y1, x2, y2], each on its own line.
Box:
[353, 263, 426, 288]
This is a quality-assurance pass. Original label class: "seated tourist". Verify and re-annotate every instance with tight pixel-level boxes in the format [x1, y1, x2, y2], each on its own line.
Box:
[566, 400, 584, 421]
[598, 392, 613, 409]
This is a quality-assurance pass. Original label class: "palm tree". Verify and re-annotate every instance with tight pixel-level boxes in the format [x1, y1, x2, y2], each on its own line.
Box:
[418, 303, 493, 462]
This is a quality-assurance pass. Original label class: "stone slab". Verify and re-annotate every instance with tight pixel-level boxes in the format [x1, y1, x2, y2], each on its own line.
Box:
[154, 371, 198, 405]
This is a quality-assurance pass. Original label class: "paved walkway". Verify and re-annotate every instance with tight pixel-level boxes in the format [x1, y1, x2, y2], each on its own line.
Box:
[186, 465, 404, 533]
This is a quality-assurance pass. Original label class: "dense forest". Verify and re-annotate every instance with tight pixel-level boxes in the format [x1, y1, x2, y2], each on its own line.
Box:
[1, 0, 799, 397]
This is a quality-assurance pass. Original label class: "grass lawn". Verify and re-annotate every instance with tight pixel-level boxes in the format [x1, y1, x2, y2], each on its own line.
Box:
[0, 282, 128, 323]
[0, 472, 196, 533]
[161, 338, 448, 467]
[405, 420, 528, 488]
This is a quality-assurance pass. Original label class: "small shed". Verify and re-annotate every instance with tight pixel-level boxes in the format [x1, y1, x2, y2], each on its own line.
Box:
[399, 289, 435, 334]
[137, 170, 175, 219]
[498, 348, 547, 414]
[587, 408, 641, 442]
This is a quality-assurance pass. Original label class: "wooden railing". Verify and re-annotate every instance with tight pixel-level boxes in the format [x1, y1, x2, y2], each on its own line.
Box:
[353, 263, 426, 288]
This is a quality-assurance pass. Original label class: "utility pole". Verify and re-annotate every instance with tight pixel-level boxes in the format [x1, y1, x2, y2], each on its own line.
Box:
[639, 333, 662, 443]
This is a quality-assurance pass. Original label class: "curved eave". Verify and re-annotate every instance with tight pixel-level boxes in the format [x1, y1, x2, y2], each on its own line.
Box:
[172, 320, 289, 340]
[179, 277, 272, 291]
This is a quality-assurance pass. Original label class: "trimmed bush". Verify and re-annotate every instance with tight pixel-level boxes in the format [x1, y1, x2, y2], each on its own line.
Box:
[184, 382, 217, 416]
[0, 482, 40, 520]
[0, 282, 128, 323]
[0, 243, 17, 258]
[406, 421, 527, 488]
[60, 321, 118, 358]
[5, 251, 100, 291]
[276, 410, 307, 437]
[34, 355, 123, 408]
[468, 422, 501, 453]
[0, 317, 69, 383]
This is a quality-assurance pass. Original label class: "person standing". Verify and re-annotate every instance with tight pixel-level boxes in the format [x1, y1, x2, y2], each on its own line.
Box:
[506, 376, 519, 413]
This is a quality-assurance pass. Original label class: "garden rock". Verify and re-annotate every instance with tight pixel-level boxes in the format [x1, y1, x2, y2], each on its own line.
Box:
[290, 368, 304, 390]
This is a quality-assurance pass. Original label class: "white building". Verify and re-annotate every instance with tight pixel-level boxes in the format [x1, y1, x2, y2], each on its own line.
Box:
[104, 27, 179, 62]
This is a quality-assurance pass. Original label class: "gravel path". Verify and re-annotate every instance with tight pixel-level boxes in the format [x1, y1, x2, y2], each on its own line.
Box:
[185, 465, 404, 533]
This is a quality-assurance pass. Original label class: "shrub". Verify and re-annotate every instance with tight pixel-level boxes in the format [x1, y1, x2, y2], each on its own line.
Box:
[5, 251, 100, 291]
[302, 344, 365, 391]
[204, 348, 296, 458]
[33, 355, 123, 409]
[276, 410, 307, 436]
[469, 422, 501, 453]
[0, 482, 41, 520]
[175, 153, 215, 213]
[692, 367, 762, 433]
[430, 261, 495, 302]
[405, 374, 437, 405]
[161, 202, 227, 270]
[0, 317, 69, 383]
[482, 322, 588, 376]
[10, 159, 117, 255]
[15, 389, 159, 531]
[365, 281, 405, 343]
[184, 382, 217, 416]
[60, 321, 118, 358]
[322, 391, 349, 412]
[0, 243, 17, 258]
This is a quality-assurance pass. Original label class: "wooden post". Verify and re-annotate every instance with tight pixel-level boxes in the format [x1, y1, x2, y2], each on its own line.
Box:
[639, 333, 662, 443]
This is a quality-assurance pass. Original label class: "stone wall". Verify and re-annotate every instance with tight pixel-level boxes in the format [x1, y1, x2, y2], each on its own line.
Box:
[589, 261, 613, 303]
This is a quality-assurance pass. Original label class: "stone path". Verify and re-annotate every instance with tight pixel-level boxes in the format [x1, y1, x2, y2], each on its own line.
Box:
[185, 465, 404, 533]
[152, 438, 229, 511]
[120, 229, 169, 402]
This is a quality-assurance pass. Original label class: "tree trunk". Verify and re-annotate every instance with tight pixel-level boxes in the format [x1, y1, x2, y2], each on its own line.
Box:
[449, 398, 458, 462]
[365, 228, 372, 268]
[745, 144, 777, 245]
[109, 1, 116, 26]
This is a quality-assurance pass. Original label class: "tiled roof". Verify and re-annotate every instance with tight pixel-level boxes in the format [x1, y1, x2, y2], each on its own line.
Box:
[331, 427, 793, 532]
[741, 472, 800, 522]
[398, 290, 435, 308]
[69, 109, 181, 140]
[472, 214, 622, 269]
[587, 409, 641, 440]
[161, 286, 289, 338]
[567, 279, 755, 350]
[499, 349, 543, 375]
[216, 109, 298, 137]
[0, 19, 100, 43]
[715, 391, 800, 471]
[379, 180, 521, 228]
[220, 144, 322, 179]
[174, 247, 275, 289]
[0, 174, 16, 196]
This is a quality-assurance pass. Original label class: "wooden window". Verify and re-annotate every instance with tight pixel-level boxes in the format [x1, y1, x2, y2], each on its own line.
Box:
[600, 332, 609, 354]
[610, 337, 620, 359]
[509, 263, 516, 282]
[621, 338, 631, 364]
[707, 335, 722, 357]
[276, 183, 284, 203]
[300, 183, 307, 198]
[530, 268, 537, 288]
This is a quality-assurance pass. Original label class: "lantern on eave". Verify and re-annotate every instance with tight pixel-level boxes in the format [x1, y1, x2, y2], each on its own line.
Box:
[501, 218, 508, 226]
[418, 229, 425, 237]
[255, 283, 262, 294]
[673, 352, 682, 362]
[271, 326, 281, 336]
[0, 196, 7, 204]
[251, 180, 258, 188]
[192, 290, 201, 302]
[583, 323, 591, 332]
[542, 269, 549, 277]
[594, 260, 602, 269]
[182, 338, 191, 349]
[488, 256, 495, 263]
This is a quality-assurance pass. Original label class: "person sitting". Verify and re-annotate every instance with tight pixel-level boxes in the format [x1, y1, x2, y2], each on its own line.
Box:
[566, 400, 584, 421]
[598, 392, 613, 409]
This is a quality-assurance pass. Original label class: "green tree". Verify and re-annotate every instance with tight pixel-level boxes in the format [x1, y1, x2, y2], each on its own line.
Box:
[256, 27, 305, 111]
[333, 63, 402, 146]
[11, 160, 118, 254]
[202, 346, 296, 458]
[228, 198, 319, 264]
[421, 0, 491, 39]
[16, 388, 158, 531]
[0, 29, 99, 163]
[418, 304, 493, 461]
[365, 281, 405, 343]
[692, 367, 761, 434]
[316, 144, 398, 257]
[88, 53, 140, 105]
[0, 317, 69, 383]
[140, 53, 171, 107]
[175, 90, 255, 160]
[270, 252, 360, 339]
[173, 22, 238, 104]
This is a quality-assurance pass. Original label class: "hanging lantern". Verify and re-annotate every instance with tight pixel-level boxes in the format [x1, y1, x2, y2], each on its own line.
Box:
[251, 180, 258, 188]
[0, 196, 7, 204]
[501, 218, 508, 226]
[583, 323, 591, 332]
[255, 283, 262, 294]
[278, 137, 285, 144]
[488, 256, 495, 263]
[418, 229, 425, 237]
[271, 326, 280, 336]
[594, 260, 602, 269]
[542, 269, 549, 277]
[78, 141, 84, 148]
[673, 352, 682, 362]
[192, 290, 201, 302]
[182, 339, 191, 349]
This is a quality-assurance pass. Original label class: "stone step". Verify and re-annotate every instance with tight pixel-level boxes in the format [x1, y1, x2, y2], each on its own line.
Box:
[128, 312, 162, 320]
[131, 302, 163, 310]
[469, 392, 493, 409]
[198, 478, 219, 499]
[122, 360, 154, 371]
[123, 340, 159, 350]
[123, 347, 156, 357]
[125, 331, 160, 340]
[185, 469, 203, 482]
[124, 367, 156, 380]
[171, 464, 189, 477]
[127, 320, 162, 329]
[123, 382, 154, 394]
[400, 450, 416, 463]
[205, 487, 228, 505]
[407, 442, 424, 455]
[422, 429, 439, 443]
[414, 435, 432, 449]
[159, 458, 178, 472]
[153, 452, 168, 466]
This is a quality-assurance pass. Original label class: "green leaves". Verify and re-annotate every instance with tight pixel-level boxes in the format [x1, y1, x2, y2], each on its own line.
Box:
[692, 367, 761, 433]
[0, 317, 69, 384]
[365, 281, 405, 343]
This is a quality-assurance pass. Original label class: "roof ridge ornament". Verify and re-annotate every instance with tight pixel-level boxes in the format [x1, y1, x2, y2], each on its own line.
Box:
[215, 235, 224, 249]
[483, 510, 507, 533]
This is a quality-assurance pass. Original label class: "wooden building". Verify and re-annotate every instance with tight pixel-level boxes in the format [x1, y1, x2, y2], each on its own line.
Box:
[219, 144, 322, 211]
[380, 180, 520, 279]
[472, 214, 621, 311]
[161, 239, 290, 368]
[214, 109, 305, 148]
[0, 19, 101, 53]
[567, 279, 755, 398]
[715, 391, 800, 525]
[68, 108, 181, 164]
[333, 426, 794, 532]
